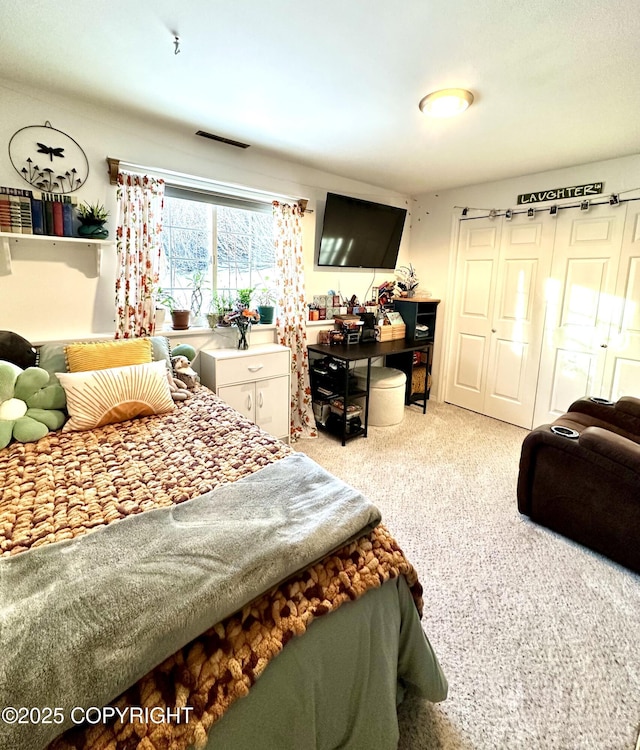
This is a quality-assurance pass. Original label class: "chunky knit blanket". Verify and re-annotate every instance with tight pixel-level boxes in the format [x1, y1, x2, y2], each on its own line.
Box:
[0, 388, 423, 750]
[49, 524, 422, 750]
[0, 388, 290, 557]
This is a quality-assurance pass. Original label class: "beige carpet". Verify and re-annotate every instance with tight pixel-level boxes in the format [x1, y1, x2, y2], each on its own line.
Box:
[299, 402, 640, 750]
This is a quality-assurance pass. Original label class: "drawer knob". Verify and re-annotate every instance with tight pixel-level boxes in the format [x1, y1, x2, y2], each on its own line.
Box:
[248, 364, 264, 372]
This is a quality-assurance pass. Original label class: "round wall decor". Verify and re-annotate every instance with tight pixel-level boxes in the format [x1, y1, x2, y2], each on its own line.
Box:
[8, 121, 89, 194]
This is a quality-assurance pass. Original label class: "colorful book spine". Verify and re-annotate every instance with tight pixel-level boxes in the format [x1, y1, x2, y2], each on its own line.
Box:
[0, 192, 11, 233]
[31, 191, 44, 234]
[8, 195, 22, 233]
[42, 192, 55, 235]
[62, 195, 74, 237]
[52, 195, 64, 236]
[19, 194, 33, 234]
[0, 186, 83, 237]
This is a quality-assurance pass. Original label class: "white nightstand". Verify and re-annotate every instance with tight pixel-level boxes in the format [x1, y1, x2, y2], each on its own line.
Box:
[199, 344, 291, 441]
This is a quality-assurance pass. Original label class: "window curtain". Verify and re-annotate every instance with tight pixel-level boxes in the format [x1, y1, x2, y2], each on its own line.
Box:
[273, 201, 317, 442]
[115, 172, 165, 338]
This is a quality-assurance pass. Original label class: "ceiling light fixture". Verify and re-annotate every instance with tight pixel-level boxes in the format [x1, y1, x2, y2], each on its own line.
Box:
[419, 88, 474, 118]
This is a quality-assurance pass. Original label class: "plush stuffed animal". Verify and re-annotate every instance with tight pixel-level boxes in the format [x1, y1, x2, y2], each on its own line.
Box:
[0, 331, 37, 370]
[171, 343, 196, 362]
[0, 361, 67, 449]
[166, 367, 191, 401]
[171, 355, 199, 390]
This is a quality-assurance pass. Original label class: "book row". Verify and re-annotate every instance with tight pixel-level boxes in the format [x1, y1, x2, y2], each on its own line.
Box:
[0, 185, 79, 238]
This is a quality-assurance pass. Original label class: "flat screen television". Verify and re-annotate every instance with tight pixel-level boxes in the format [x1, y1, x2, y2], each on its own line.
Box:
[317, 192, 407, 269]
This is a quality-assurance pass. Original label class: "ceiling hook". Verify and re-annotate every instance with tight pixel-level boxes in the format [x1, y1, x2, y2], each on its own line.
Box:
[173, 35, 181, 55]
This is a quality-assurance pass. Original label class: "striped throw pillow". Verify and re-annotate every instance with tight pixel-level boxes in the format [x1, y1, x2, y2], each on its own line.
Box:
[65, 339, 153, 373]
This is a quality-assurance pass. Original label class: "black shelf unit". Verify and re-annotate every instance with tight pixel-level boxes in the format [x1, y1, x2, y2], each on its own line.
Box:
[308, 353, 369, 446]
[387, 299, 440, 408]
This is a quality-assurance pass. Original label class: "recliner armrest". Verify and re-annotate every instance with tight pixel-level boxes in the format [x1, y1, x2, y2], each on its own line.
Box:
[616, 396, 640, 419]
[579, 426, 640, 474]
[567, 397, 640, 439]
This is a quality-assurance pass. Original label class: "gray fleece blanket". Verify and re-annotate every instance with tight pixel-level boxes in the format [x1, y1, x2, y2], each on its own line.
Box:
[0, 452, 381, 750]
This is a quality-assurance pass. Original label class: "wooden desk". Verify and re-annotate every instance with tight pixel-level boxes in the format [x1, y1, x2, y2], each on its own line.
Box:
[307, 338, 433, 444]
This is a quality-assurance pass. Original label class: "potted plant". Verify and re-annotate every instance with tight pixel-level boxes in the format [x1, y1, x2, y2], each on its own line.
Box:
[153, 286, 176, 330]
[76, 201, 109, 239]
[237, 288, 254, 309]
[394, 264, 419, 297]
[187, 269, 210, 327]
[154, 288, 190, 330]
[208, 293, 234, 328]
[253, 286, 277, 324]
[207, 294, 224, 329]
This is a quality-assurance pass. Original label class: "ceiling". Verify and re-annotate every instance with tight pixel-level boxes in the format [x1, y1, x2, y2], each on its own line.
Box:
[2, 0, 639, 196]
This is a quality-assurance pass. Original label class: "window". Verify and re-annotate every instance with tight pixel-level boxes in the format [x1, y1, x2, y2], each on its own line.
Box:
[159, 187, 275, 317]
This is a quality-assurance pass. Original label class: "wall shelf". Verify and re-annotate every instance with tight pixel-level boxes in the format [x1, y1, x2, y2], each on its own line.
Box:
[0, 232, 114, 275]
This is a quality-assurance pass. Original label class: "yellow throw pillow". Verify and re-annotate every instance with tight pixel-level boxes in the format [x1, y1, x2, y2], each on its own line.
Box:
[57, 360, 174, 432]
[65, 339, 153, 373]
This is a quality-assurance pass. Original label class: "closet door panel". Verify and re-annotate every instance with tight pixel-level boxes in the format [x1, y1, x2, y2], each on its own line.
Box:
[483, 216, 555, 428]
[549, 348, 601, 413]
[533, 204, 626, 426]
[446, 221, 500, 412]
[452, 333, 486, 393]
[601, 205, 640, 400]
[488, 338, 527, 401]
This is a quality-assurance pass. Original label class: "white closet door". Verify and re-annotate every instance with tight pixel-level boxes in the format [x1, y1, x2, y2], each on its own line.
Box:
[446, 220, 501, 413]
[483, 214, 555, 428]
[601, 203, 640, 398]
[533, 203, 627, 426]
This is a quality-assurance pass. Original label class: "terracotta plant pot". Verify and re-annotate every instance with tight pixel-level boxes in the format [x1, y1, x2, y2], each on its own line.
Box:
[171, 310, 190, 330]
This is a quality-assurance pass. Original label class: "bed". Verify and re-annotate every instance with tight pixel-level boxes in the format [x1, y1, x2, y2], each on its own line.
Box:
[0, 338, 447, 750]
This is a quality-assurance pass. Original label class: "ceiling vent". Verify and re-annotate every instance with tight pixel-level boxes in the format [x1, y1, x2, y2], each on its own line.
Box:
[195, 130, 250, 149]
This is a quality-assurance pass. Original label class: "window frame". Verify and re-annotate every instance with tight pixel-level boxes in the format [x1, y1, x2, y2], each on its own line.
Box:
[161, 185, 274, 312]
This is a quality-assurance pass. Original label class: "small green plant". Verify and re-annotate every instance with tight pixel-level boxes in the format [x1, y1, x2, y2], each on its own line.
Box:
[155, 286, 190, 312]
[253, 286, 277, 306]
[77, 201, 109, 222]
[187, 269, 211, 316]
[211, 293, 234, 314]
[155, 287, 178, 310]
[237, 288, 254, 308]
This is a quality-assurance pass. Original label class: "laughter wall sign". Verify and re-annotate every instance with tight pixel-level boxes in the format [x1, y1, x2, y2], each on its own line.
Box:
[517, 182, 603, 205]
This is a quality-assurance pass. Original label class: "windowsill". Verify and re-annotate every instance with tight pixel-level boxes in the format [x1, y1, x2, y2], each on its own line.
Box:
[306, 319, 336, 326]
[33, 321, 335, 346]
[159, 324, 276, 337]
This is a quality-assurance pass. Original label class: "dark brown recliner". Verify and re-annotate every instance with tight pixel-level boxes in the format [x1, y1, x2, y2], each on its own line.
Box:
[517, 397, 640, 574]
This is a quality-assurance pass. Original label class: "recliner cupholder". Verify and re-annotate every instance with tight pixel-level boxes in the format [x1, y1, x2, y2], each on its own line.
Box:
[589, 396, 614, 405]
[550, 425, 579, 439]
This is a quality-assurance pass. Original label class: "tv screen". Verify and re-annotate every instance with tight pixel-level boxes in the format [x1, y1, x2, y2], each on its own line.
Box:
[318, 192, 407, 269]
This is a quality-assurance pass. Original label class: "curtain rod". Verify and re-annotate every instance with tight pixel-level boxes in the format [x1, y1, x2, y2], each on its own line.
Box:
[105, 157, 311, 213]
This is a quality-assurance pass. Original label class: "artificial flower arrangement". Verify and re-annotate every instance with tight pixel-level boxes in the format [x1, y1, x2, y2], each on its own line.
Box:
[223, 307, 260, 349]
[393, 264, 419, 297]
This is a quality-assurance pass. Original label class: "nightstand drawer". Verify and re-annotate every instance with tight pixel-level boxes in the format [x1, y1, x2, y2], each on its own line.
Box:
[214, 349, 289, 386]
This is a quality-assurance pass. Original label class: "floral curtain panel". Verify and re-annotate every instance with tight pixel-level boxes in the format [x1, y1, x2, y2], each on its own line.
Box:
[273, 201, 317, 442]
[115, 172, 165, 338]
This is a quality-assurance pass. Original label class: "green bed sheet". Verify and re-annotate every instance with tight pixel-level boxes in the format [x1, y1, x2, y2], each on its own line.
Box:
[205, 575, 448, 749]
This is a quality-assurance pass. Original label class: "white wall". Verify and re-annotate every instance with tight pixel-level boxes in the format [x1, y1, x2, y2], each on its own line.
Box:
[0, 77, 411, 342]
[409, 152, 640, 400]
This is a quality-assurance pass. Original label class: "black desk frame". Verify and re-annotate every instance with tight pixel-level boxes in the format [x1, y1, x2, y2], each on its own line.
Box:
[307, 338, 433, 445]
